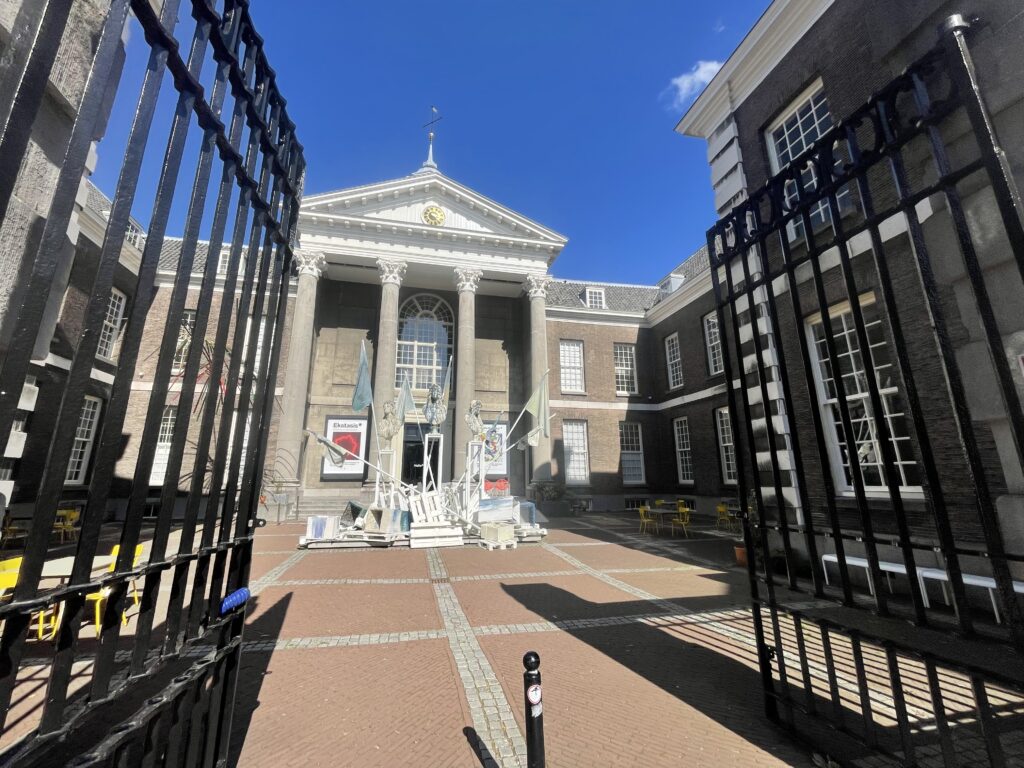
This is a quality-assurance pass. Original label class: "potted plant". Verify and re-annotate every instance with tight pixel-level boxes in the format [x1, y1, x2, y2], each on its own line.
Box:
[529, 481, 572, 517]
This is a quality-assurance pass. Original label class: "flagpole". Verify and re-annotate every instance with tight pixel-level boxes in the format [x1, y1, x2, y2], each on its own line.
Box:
[309, 430, 418, 497]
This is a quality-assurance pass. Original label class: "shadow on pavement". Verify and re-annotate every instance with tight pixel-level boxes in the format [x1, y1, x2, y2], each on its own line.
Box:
[227, 592, 292, 767]
[463, 725, 498, 768]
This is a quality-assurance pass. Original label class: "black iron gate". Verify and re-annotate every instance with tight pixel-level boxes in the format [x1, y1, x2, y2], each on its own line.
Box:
[708, 15, 1024, 766]
[0, 1, 302, 765]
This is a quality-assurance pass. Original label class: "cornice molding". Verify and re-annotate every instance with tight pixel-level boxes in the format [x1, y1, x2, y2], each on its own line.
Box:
[675, 0, 834, 139]
[302, 170, 567, 245]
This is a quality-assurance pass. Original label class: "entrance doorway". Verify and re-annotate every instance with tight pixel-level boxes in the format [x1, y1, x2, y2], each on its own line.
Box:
[402, 424, 438, 487]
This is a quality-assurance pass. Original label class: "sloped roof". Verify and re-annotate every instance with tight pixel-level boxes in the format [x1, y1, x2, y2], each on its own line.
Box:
[156, 237, 224, 273]
[662, 244, 710, 283]
[546, 279, 661, 313]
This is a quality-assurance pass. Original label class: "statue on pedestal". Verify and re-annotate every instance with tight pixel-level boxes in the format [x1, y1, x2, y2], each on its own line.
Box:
[377, 399, 400, 442]
[466, 399, 486, 441]
[423, 383, 448, 434]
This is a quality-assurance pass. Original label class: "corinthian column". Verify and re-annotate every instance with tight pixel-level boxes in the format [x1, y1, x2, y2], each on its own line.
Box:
[526, 274, 552, 482]
[275, 250, 326, 492]
[370, 258, 407, 480]
[453, 267, 482, 476]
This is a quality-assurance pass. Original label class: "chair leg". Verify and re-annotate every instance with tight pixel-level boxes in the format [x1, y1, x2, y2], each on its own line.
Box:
[131, 581, 139, 606]
[95, 600, 102, 635]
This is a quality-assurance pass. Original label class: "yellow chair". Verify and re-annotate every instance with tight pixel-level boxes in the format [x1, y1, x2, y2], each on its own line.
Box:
[1, 514, 28, 549]
[85, 544, 144, 635]
[671, 502, 691, 538]
[0, 557, 60, 640]
[638, 505, 660, 535]
[53, 508, 80, 543]
[715, 502, 737, 533]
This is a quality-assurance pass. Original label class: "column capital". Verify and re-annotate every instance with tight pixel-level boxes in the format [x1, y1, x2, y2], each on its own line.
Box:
[295, 250, 326, 279]
[454, 267, 483, 293]
[376, 258, 407, 286]
[525, 274, 551, 300]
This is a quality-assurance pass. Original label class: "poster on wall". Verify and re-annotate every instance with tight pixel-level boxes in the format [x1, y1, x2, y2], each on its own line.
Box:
[483, 423, 508, 477]
[321, 416, 368, 480]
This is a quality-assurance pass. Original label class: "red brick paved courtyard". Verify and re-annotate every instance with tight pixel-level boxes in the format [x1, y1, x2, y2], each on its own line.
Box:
[228, 515, 814, 767]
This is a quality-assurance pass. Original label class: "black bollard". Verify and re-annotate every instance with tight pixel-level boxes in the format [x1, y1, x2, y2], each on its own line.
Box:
[522, 651, 545, 768]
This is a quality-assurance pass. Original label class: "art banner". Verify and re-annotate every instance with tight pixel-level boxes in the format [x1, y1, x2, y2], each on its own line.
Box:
[484, 423, 508, 477]
[321, 416, 368, 480]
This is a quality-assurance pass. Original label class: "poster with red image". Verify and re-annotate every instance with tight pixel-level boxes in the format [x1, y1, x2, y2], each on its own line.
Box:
[321, 416, 368, 480]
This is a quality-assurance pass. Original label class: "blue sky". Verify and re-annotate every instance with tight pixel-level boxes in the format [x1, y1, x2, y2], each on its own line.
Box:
[94, 0, 769, 285]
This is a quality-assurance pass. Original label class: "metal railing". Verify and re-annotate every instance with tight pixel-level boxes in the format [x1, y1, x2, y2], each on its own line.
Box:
[0, 0, 303, 764]
[708, 14, 1024, 765]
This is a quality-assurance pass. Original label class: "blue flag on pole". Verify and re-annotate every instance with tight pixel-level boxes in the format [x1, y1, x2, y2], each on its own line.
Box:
[396, 374, 417, 425]
[352, 341, 373, 412]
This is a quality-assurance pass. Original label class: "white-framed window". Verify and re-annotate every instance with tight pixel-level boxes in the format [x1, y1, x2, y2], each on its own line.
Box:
[172, 309, 197, 373]
[395, 294, 453, 389]
[585, 287, 606, 309]
[559, 340, 585, 393]
[704, 312, 724, 375]
[673, 417, 693, 484]
[664, 333, 683, 389]
[619, 421, 645, 485]
[150, 404, 176, 486]
[0, 458, 15, 481]
[613, 343, 638, 395]
[96, 288, 127, 360]
[764, 81, 850, 242]
[716, 407, 738, 485]
[807, 295, 920, 494]
[624, 497, 648, 510]
[562, 419, 590, 485]
[65, 396, 102, 485]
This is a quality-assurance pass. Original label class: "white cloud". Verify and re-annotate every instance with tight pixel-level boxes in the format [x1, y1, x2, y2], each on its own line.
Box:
[663, 60, 723, 111]
[713, 19, 726, 34]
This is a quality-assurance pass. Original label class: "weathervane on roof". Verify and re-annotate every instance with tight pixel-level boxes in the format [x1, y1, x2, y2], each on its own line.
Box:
[420, 105, 441, 170]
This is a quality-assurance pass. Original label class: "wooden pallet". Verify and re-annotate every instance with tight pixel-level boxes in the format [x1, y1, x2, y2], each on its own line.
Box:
[477, 539, 517, 551]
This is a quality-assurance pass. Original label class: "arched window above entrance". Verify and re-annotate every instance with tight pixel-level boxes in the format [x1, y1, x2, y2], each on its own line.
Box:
[395, 293, 453, 390]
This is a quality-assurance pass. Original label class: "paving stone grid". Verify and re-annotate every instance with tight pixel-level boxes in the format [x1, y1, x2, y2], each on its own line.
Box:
[226, 517, 1024, 768]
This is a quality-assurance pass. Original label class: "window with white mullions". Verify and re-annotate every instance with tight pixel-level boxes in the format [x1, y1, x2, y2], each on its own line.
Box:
[97, 288, 127, 360]
[673, 417, 693, 484]
[559, 340, 585, 393]
[765, 82, 851, 242]
[172, 309, 197, 373]
[808, 297, 920, 493]
[150, 404, 177, 486]
[585, 287, 605, 309]
[716, 407, 737, 484]
[562, 419, 590, 484]
[619, 421, 645, 484]
[65, 396, 102, 485]
[395, 294, 453, 389]
[613, 343, 638, 395]
[664, 333, 683, 389]
[703, 312, 724, 375]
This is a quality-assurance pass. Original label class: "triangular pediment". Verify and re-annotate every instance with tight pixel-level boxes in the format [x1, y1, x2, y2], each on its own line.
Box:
[300, 168, 566, 245]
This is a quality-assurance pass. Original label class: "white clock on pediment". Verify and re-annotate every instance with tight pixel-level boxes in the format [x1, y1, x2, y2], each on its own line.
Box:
[422, 205, 446, 227]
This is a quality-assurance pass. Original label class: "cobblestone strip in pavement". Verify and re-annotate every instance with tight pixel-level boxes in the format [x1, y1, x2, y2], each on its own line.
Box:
[249, 550, 306, 595]
[427, 549, 527, 768]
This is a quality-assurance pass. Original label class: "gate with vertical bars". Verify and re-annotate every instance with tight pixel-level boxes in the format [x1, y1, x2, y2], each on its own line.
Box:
[708, 15, 1024, 767]
[0, 1, 302, 765]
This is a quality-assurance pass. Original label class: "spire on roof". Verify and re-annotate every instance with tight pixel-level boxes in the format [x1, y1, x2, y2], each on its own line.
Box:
[414, 106, 442, 174]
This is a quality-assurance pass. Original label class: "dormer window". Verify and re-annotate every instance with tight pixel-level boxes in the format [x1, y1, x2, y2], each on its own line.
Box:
[585, 287, 606, 310]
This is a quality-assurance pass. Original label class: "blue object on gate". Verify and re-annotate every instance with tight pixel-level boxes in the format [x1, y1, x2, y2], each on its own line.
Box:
[220, 587, 251, 616]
